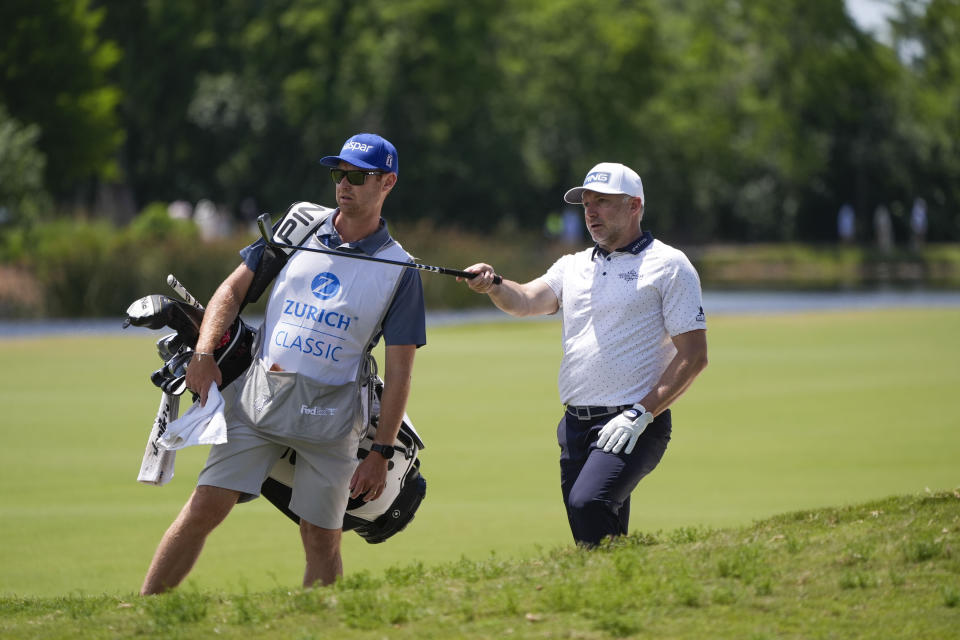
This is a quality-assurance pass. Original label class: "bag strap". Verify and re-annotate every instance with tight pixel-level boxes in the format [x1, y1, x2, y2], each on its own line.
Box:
[242, 202, 335, 310]
[360, 255, 409, 388]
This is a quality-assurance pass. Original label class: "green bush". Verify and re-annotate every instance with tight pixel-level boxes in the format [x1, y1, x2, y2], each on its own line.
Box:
[0, 215, 243, 317]
[126, 202, 198, 244]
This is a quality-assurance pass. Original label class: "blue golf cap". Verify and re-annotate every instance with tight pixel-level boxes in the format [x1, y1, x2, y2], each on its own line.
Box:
[319, 133, 398, 175]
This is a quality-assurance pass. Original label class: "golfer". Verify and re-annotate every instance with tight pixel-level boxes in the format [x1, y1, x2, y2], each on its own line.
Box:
[461, 162, 708, 546]
[140, 133, 426, 594]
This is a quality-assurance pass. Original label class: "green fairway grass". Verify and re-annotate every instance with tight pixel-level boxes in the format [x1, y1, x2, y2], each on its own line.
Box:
[0, 308, 957, 597]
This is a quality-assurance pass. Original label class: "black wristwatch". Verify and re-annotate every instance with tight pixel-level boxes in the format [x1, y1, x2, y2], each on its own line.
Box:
[369, 443, 394, 460]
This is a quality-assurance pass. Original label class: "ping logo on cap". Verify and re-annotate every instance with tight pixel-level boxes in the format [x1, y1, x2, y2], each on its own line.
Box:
[311, 272, 341, 300]
[585, 171, 611, 185]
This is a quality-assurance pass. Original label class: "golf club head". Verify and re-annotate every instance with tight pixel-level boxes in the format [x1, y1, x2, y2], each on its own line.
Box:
[150, 367, 187, 396]
[156, 333, 184, 361]
[256, 213, 274, 245]
[150, 349, 193, 395]
[124, 294, 205, 345]
[124, 294, 171, 330]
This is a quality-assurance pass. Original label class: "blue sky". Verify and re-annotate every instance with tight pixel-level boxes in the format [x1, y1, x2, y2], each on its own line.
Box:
[846, 0, 897, 33]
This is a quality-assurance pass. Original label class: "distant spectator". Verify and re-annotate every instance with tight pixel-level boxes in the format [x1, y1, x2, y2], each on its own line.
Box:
[873, 205, 893, 252]
[909, 197, 928, 250]
[194, 198, 231, 241]
[561, 205, 584, 245]
[167, 200, 192, 220]
[837, 203, 855, 244]
[544, 211, 563, 239]
[240, 196, 260, 234]
[240, 196, 258, 222]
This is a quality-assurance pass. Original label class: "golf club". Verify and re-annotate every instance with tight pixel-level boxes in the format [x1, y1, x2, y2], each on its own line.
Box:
[257, 213, 502, 285]
[166, 273, 204, 310]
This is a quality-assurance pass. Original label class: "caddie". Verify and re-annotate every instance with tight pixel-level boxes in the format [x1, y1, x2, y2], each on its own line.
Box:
[140, 133, 426, 594]
[459, 162, 708, 546]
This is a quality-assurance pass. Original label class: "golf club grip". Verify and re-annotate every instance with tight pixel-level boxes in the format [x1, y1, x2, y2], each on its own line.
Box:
[397, 263, 504, 285]
[463, 271, 503, 285]
[166, 274, 204, 310]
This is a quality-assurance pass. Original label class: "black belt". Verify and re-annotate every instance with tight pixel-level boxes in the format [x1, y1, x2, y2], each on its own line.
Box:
[565, 404, 631, 420]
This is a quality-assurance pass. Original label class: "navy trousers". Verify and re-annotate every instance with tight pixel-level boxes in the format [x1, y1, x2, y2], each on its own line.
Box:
[557, 408, 672, 546]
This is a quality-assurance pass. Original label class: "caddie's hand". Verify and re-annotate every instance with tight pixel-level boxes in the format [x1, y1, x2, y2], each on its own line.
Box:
[458, 263, 498, 294]
[185, 352, 222, 407]
[350, 453, 388, 502]
[596, 406, 654, 455]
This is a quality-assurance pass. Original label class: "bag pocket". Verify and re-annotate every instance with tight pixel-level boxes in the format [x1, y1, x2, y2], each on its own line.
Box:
[230, 359, 362, 443]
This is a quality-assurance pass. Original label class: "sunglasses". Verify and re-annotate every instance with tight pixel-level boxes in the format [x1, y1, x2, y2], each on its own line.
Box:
[330, 169, 384, 185]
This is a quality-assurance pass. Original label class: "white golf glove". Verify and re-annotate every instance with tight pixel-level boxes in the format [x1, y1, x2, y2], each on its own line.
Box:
[596, 405, 654, 454]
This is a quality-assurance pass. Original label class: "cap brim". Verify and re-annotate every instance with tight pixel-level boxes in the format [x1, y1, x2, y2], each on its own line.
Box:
[564, 184, 626, 204]
[318, 155, 382, 171]
[563, 187, 586, 204]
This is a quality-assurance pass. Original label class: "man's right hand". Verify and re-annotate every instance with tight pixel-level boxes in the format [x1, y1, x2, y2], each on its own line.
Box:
[185, 353, 222, 406]
[459, 263, 498, 293]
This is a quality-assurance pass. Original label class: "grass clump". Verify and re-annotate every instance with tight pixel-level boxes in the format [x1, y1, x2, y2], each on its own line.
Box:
[140, 587, 209, 629]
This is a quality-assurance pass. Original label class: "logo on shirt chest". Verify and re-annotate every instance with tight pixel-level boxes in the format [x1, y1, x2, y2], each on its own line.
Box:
[617, 269, 639, 282]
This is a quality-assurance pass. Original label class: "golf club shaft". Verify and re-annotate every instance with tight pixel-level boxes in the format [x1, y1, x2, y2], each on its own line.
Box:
[257, 213, 502, 284]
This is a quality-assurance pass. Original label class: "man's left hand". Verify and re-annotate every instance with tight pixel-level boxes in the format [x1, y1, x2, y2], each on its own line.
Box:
[349, 454, 388, 502]
[596, 407, 654, 454]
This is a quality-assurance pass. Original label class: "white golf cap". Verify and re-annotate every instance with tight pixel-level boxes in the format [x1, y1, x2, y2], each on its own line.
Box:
[563, 162, 644, 204]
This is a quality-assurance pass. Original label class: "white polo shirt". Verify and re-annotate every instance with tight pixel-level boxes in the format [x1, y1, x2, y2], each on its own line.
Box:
[538, 232, 707, 407]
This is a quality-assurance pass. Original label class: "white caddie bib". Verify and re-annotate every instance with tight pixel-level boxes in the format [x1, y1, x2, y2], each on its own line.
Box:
[260, 232, 412, 385]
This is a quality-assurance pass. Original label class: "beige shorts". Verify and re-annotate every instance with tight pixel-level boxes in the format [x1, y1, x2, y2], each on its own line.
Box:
[198, 383, 364, 529]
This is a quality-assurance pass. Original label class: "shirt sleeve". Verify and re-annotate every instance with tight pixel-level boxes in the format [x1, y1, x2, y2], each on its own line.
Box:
[539, 254, 571, 307]
[661, 252, 707, 336]
[381, 269, 427, 347]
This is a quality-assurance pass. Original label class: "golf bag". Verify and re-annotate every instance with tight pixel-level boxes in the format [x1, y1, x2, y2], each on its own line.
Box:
[123, 281, 427, 544]
[262, 375, 427, 543]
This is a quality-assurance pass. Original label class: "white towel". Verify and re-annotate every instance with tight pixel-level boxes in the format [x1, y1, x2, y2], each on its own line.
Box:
[158, 384, 228, 450]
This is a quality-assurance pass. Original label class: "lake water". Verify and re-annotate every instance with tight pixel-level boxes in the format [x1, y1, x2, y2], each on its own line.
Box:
[2, 289, 959, 339]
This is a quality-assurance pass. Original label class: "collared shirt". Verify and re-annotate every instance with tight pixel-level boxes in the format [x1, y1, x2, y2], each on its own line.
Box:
[591, 231, 655, 261]
[538, 232, 706, 406]
[315, 215, 391, 256]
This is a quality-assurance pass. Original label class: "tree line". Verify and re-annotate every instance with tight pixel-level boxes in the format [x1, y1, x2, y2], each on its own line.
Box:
[1, 0, 958, 244]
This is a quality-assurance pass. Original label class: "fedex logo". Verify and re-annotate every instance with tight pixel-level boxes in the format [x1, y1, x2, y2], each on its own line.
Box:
[585, 171, 611, 185]
[301, 404, 336, 416]
[344, 141, 373, 152]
